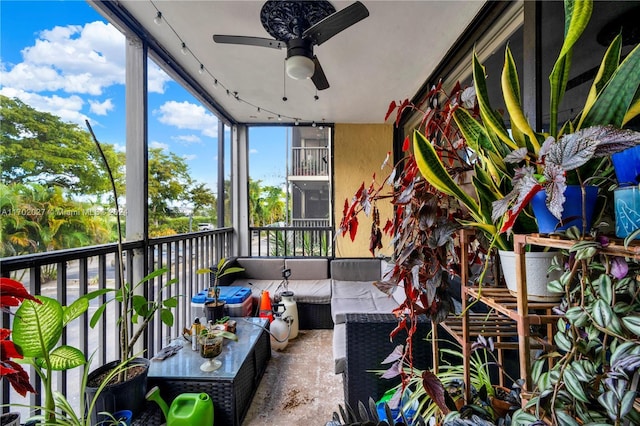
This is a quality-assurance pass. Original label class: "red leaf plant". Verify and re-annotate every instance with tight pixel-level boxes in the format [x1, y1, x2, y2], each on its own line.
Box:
[0, 277, 40, 396]
[338, 82, 479, 415]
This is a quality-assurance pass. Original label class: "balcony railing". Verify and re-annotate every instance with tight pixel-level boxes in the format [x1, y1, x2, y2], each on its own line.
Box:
[250, 225, 333, 257]
[0, 228, 233, 417]
[290, 147, 329, 177]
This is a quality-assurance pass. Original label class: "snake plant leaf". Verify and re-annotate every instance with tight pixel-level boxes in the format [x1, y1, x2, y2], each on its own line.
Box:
[549, 0, 592, 134]
[623, 87, 640, 126]
[502, 46, 539, 151]
[580, 43, 640, 128]
[473, 52, 516, 150]
[580, 34, 621, 123]
[12, 296, 63, 358]
[35, 345, 85, 371]
[413, 130, 479, 213]
[452, 107, 493, 153]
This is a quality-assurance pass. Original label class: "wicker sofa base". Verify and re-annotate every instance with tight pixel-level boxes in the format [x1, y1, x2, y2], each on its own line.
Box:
[297, 302, 334, 329]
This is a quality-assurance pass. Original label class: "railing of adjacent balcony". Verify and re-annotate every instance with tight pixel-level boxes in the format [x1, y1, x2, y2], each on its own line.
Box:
[0, 228, 233, 417]
[290, 147, 329, 176]
[250, 225, 334, 257]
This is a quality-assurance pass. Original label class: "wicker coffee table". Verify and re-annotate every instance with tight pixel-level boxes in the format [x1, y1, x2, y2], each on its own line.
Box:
[138, 317, 270, 426]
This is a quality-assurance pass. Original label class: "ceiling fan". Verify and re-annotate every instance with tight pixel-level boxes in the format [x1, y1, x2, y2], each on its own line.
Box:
[213, 0, 369, 91]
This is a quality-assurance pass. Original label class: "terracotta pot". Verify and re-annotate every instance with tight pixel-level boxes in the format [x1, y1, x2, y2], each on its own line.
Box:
[490, 385, 516, 419]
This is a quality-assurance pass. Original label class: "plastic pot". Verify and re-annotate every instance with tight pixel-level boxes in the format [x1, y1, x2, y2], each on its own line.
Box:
[531, 185, 598, 234]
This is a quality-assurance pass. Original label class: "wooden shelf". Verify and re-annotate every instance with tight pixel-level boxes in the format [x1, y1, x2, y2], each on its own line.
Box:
[434, 229, 640, 405]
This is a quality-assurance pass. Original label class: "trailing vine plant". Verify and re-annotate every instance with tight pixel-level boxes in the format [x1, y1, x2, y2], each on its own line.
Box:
[338, 81, 481, 414]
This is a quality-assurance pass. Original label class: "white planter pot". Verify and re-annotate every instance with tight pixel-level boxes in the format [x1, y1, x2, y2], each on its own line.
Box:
[498, 250, 563, 302]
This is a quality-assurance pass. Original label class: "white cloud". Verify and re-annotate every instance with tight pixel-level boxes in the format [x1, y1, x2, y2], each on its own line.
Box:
[154, 100, 218, 138]
[172, 134, 202, 145]
[182, 154, 197, 161]
[89, 98, 114, 115]
[249, 148, 258, 154]
[150, 141, 169, 150]
[148, 60, 171, 94]
[0, 87, 88, 125]
[2, 22, 125, 96]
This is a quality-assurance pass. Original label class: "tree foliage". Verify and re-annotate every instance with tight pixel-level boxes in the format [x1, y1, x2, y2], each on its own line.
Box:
[248, 178, 286, 226]
[0, 95, 124, 197]
[148, 147, 193, 222]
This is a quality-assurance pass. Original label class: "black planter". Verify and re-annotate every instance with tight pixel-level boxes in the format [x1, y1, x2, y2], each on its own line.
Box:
[85, 357, 150, 424]
[205, 300, 226, 323]
[0, 412, 20, 426]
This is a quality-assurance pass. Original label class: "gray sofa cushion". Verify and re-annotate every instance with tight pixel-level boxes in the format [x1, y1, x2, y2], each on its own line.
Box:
[286, 279, 332, 304]
[285, 258, 329, 279]
[237, 258, 284, 280]
[233, 278, 332, 305]
[331, 280, 400, 324]
[330, 258, 381, 281]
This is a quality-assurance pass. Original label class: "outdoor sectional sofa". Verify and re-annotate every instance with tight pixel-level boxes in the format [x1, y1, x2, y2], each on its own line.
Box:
[218, 257, 438, 408]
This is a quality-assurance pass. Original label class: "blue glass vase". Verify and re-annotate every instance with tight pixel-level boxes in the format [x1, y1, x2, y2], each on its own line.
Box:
[612, 145, 640, 186]
[615, 186, 640, 239]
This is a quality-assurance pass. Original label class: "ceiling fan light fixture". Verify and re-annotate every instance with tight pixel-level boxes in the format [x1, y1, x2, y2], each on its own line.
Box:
[286, 55, 314, 80]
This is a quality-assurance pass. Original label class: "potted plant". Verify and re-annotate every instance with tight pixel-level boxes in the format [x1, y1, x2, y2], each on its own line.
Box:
[2, 275, 134, 425]
[412, 0, 640, 303]
[378, 336, 522, 425]
[197, 258, 245, 322]
[83, 122, 179, 421]
[512, 229, 640, 425]
[339, 82, 484, 418]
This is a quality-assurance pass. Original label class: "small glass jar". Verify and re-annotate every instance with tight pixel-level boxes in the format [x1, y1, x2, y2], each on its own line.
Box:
[614, 185, 640, 239]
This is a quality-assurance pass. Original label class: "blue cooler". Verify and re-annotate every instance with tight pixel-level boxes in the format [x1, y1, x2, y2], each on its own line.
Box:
[191, 286, 253, 317]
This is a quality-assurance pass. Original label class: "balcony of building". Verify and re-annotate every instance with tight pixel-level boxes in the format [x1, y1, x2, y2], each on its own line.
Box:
[3, 0, 635, 424]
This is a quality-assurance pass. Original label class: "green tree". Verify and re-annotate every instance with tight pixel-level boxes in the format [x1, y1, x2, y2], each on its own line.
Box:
[148, 147, 193, 224]
[262, 185, 286, 224]
[248, 179, 286, 226]
[0, 95, 124, 197]
[190, 183, 217, 216]
[248, 179, 264, 226]
[0, 183, 112, 262]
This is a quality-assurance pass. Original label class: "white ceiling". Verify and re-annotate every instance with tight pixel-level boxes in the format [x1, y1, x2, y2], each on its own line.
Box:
[93, 1, 486, 125]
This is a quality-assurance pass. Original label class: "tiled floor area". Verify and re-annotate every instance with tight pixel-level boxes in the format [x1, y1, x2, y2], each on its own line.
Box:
[243, 329, 343, 425]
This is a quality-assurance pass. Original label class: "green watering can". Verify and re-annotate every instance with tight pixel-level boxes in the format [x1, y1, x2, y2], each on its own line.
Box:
[145, 386, 214, 425]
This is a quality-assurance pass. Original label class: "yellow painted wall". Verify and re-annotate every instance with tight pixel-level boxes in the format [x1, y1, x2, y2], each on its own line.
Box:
[333, 123, 394, 258]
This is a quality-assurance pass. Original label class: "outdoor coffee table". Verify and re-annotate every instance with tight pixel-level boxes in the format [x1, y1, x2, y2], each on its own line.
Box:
[139, 317, 270, 426]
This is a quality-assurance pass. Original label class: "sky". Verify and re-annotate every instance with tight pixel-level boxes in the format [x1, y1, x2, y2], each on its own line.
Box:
[0, 0, 288, 193]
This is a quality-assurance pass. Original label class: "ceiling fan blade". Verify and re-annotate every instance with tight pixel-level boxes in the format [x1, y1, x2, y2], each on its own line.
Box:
[302, 1, 369, 46]
[213, 35, 285, 50]
[311, 56, 330, 91]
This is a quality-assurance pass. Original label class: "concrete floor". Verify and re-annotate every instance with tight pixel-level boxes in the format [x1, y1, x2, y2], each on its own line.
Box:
[243, 329, 343, 425]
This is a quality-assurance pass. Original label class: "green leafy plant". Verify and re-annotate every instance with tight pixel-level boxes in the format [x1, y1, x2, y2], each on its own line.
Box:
[380, 337, 521, 425]
[16, 354, 135, 426]
[85, 122, 179, 378]
[8, 292, 109, 423]
[339, 82, 480, 418]
[513, 229, 640, 425]
[413, 0, 640, 242]
[0, 277, 40, 397]
[196, 257, 245, 307]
